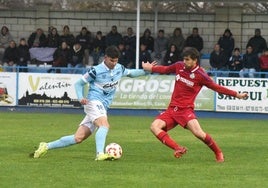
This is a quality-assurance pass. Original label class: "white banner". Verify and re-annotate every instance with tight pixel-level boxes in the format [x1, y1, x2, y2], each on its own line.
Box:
[0, 72, 17, 106]
[216, 77, 268, 113]
[18, 73, 82, 107]
[111, 75, 214, 110]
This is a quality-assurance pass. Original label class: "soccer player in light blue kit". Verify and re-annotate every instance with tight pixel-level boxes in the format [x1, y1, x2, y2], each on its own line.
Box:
[33, 46, 148, 160]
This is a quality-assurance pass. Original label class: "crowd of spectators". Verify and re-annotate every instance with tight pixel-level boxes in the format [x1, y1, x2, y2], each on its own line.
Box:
[0, 24, 268, 77]
[209, 28, 268, 78]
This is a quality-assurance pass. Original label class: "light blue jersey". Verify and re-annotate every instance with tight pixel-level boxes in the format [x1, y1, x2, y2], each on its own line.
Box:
[75, 62, 147, 109]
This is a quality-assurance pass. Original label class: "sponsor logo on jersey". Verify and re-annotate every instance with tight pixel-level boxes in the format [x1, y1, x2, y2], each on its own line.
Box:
[176, 74, 194, 87]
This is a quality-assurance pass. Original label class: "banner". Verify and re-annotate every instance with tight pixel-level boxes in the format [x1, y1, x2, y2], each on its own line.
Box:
[18, 73, 82, 107]
[0, 72, 16, 106]
[111, 75, 214, 110]
[216, 77, 268, 113]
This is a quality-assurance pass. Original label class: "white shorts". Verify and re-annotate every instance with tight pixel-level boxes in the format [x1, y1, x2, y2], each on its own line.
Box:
[79, 100, 107, 133]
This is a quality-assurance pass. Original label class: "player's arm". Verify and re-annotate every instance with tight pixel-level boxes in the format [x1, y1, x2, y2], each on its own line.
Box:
[127, 69, 148, 77]
[74, 77, 88, 105]
[203, 76, 248, 99]
[142, 61, 176, 74]
[121, 64, 149, 78]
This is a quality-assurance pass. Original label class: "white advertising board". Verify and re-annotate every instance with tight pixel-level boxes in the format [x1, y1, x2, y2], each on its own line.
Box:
[216, 77, 268, 113]
[0, 72, 17, 106]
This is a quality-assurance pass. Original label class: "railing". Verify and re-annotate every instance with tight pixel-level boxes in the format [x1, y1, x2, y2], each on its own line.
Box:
[1, 65, 267, 78]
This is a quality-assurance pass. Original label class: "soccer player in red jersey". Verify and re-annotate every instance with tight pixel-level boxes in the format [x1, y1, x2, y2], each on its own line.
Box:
[142, 47, 248, 163]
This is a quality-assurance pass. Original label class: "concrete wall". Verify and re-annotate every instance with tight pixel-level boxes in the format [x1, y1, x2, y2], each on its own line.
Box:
[1, 6, 268, 54]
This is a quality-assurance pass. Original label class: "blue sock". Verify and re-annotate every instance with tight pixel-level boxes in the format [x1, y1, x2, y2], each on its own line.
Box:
[95, 126, 109, 154]
[47, 135, 76, 149]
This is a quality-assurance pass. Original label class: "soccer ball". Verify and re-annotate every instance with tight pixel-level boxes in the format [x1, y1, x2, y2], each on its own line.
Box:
[105, 143, 123, 159]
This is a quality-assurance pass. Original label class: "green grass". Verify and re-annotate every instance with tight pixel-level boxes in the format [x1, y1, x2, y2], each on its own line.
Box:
[0, 112, 267, 188]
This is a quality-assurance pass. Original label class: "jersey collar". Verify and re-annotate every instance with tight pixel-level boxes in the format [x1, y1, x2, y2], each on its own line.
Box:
[102, 62, 111, 71]
[184, 64, 199, 73]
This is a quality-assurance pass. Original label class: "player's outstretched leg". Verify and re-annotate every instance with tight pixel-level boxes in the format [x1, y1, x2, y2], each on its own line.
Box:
[156, 131, 187, 158]
[202, 133, 224, 163]
[33, 135, 76, 158]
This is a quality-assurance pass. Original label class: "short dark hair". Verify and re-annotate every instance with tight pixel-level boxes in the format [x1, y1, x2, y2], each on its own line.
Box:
[105, 45, 120, 59]
[234, 48, 240, 52]
[182, 47, 200, 62]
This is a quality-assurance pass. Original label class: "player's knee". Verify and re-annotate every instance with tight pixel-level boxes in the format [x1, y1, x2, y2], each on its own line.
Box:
[193, 131, 206, 140]
[150, 122, 162, 133]
[74, 136, 85, 144]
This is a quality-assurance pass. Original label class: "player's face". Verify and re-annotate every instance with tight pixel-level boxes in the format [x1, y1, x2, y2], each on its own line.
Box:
[183, 55, 197, 69]
[104, 56, 118, 69]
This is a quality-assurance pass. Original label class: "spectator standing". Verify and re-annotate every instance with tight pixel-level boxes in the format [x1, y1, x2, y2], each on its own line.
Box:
[48, 41, 71, 73]
[152, 29, 169, 65]
[0, 26, 13, 64]
[105, 25, 122, 47]
[123, 27, 136, 51]
[209, 43, 229, 77]
[68, 42, 84, 74]
[168, 27, 185, 59]
[60, 25, 75, 48]
[258, 48, 268, 78]
[140, 28, 154, 54]
[92, 31, 106, 66]
[17, 38, 31, 72]
[2, 40, 18, 72]
[228, 48, 243, 77]
[240, 45, 260, 78]
[185, 27, 203, 52]
[218, 28, 235, 59]
[28, 28, 47, 48]
[163, 44, 180, 66]
[139, 43, 152, 69]
[76, 27, 93, 66]
[247, 28, 267, 56]
[46, 27, 61, 48]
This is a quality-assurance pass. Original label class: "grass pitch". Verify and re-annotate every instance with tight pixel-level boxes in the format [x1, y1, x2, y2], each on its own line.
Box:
[0, 111, 267, 188]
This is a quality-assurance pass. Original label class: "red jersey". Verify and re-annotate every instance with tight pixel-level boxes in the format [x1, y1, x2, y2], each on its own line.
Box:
[259, 55, 268, 69]
[152, 62, 237, 109]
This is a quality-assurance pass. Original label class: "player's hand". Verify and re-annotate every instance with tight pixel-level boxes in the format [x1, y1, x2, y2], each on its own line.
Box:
[142, 61, 157, 72]
[80, 98, 89, 105]
[236, 92, 248, 99]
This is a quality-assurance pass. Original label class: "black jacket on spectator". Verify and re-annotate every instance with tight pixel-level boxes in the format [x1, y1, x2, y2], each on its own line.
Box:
[17, 44, 30, 66]
[60, 34, 75, 48]
[70, 45, 84, 66]
[106, 31, 122, 47]
[139, 50, 152, 69]
[28, 32, 47, 48]
[218, 34, 234, 58]
[209, 50, 228, 69]
[242, 52, 260, 70]
[247, 35, 267, 54]
[140, 29, 154, 52]
[118, 47, 135, 69]
[92, 35, 106, 53]
[2, 46, 19, 63]
[76, 31, 93, 52]
[163, 49, 180, 66]
[53, 47, 72, 67]
[47, 33, 61, 48]
[228, 55, 243, 71]
[185, 35, 203, 52]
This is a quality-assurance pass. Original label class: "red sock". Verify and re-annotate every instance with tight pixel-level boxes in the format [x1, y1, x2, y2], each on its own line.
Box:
[203, 133, 222, 154]
[156, 131, 180, 150]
